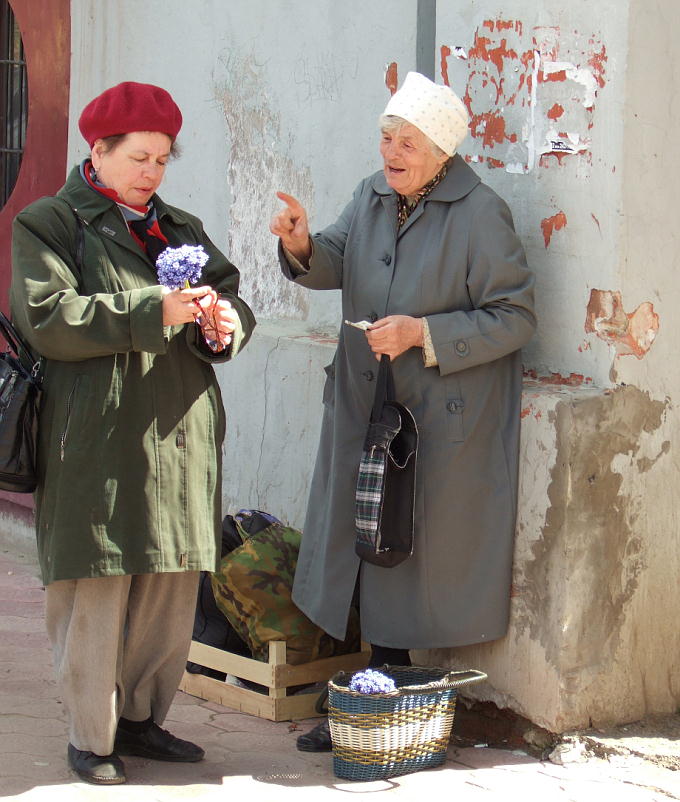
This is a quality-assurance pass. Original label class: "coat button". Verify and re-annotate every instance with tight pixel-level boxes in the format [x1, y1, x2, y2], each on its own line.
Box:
[447, 400, 464, 413]
[455, 340, 469, 356]
[362, 370, 375, 381]
[176, 432, 186, 448]
[383, 254, 391, 265]
[368, 313, 378, 323]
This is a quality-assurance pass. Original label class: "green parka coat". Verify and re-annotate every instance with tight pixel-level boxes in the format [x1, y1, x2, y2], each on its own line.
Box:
[10, 166, 255, 585]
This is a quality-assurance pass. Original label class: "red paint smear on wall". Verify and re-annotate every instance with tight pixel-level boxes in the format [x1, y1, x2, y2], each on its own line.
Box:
[585, 290, 659, 359]
[483, 19, 523, 35]
[588, 44, 608, 88]
[440, 45, 451, 87]
[385, 62, 398, 95]
[540, 152, 571, 167]
[541, 69, 567, 83]
[540, 211, 567, 247]
[547, 103, 564, 120]
[468, 30, 518, 74]
[487, 157, 505, 169]
[523, 369, 592, 387]
[469, 110, 517, 148]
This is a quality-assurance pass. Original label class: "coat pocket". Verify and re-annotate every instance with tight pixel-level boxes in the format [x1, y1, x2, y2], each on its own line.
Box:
[60, 375, 89, 462]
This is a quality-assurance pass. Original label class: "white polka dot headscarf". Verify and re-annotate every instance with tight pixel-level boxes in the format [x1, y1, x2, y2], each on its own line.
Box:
[383, 71, 469, 156]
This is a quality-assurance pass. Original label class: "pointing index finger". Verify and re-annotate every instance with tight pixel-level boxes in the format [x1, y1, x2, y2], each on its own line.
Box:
[276, 191, 303, 213]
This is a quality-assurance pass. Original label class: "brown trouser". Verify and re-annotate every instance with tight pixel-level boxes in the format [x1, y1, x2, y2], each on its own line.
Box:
[45, 571, 199, 756]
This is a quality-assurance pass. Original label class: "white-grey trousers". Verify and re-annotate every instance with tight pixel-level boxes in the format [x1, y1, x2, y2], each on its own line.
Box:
[45, 571, 199, 756]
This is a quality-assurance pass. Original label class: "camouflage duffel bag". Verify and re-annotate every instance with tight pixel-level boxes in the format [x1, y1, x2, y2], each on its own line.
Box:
[210, 515, 359, 665]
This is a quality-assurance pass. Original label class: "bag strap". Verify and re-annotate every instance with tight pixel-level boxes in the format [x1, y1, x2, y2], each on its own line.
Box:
[0, 201, 84, 380]
[59, 198, 85, 275]
[370, 354, 396, 422]
[0, 311, 41, 378]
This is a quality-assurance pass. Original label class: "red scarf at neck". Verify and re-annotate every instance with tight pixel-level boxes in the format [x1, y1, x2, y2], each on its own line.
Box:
[83, 161, 168, 253]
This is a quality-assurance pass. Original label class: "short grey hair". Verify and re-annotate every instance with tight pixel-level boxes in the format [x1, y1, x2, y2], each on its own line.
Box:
[378, 114, 447, 160]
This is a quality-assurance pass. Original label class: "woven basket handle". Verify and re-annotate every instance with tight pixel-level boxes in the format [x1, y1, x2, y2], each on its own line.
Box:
[442, 669, 488, 689]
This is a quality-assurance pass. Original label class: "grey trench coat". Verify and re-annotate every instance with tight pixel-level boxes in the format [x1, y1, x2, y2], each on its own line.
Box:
[281, 155, 536, 649]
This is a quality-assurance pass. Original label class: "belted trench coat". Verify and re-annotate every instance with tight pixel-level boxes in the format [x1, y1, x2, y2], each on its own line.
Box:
[281, 155, 536, 649]
[11, 166, 255, 585]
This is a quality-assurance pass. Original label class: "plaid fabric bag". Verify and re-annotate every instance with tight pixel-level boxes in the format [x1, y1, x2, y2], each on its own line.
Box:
[355, 355, 417, 567]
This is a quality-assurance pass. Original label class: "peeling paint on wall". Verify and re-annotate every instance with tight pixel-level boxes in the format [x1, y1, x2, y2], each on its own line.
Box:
[214, 52, 311, 320]
[441, 19, 607, 174]
[585, 290, 660, 359]
[516, 387, 668, 679]
[524, 368, 593, 387]
[385, 62, 398, 95]
[540, 211, 567, 248]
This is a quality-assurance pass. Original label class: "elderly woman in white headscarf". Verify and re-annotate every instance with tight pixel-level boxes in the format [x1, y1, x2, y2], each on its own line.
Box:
[271, 72, 536, 750]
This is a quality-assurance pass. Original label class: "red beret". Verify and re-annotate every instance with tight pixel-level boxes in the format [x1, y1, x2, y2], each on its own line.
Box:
[78, 81, 183, 147]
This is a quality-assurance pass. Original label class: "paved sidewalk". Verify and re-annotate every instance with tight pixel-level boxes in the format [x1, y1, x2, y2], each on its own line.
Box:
[1, 547, 678, 801]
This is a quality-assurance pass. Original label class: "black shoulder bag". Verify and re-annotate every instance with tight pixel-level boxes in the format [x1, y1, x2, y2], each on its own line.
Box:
[0, 205, 85, 492]
[354, 354, 418, 567]
[0, 312, 43, 492]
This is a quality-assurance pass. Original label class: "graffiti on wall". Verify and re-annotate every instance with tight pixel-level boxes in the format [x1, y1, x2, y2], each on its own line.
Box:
[440, 19, 607, 175]
[214, 50, 311, 320]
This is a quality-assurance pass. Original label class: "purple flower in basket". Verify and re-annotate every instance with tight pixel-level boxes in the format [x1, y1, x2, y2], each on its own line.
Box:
[349, 669, 397, 694]
[156, 245, 209, 289]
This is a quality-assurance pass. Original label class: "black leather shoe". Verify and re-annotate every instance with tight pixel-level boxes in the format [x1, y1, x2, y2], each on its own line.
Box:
[115, 722, 205, 762]
[296, 718, 332, 752]
[67, 743, 126, 784]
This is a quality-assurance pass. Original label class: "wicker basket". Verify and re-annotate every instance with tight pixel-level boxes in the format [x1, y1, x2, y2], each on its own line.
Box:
[328, 665, 486, 781]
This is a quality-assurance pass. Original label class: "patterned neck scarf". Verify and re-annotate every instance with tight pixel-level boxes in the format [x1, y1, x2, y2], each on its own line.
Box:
[396, 161, 450, 229]
[79, 160, 168, 258]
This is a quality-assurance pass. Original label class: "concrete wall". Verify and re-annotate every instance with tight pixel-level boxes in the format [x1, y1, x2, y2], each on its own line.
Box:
[62, 0, 679, 732]
[422, 0, 678, 731]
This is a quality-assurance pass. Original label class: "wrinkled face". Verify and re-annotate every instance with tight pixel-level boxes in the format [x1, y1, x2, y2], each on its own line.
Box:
[91, 131, 172, 206]
[379, 122, 448, 196]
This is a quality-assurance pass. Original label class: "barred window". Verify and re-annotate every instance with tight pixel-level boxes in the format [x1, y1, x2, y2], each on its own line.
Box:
[0, 1, 27, 209]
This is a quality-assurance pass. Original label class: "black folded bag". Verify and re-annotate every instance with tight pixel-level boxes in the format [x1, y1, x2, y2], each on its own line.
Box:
[354, 354, 418, 568]
[0, 312, 42, 492]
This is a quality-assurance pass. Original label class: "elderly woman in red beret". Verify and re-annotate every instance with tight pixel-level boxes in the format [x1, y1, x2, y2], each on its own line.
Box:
[10, 82, 255, 785]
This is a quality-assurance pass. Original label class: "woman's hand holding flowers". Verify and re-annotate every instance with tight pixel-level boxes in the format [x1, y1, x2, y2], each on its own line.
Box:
[366, 315, 424, 361]
[161, 285, 216, 325]
[156, 244, 234, 351]
[270, 191, 312, 263]
[208, 297, 239, 348]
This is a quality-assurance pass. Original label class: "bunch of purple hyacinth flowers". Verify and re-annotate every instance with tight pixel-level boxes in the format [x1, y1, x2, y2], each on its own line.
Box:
[349, 669, 397, 694]
[156, 244, 209, 289]
[155, 244, 223, 352]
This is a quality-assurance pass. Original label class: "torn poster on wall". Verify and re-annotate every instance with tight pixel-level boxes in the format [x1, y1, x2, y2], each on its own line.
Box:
[440, 19, 608, 174]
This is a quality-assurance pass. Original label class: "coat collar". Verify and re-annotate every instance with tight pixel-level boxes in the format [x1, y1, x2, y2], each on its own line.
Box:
[57, 165, 191, 263]
[370, 153, 481, 204]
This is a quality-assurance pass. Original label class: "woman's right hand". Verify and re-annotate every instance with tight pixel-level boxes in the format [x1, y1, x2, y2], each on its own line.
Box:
[162, 285, 217, 326]
[270, 191, 312, 262]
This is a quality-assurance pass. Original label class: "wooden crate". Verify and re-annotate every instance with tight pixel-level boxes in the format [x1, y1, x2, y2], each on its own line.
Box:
[179, 640, 370, 721]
